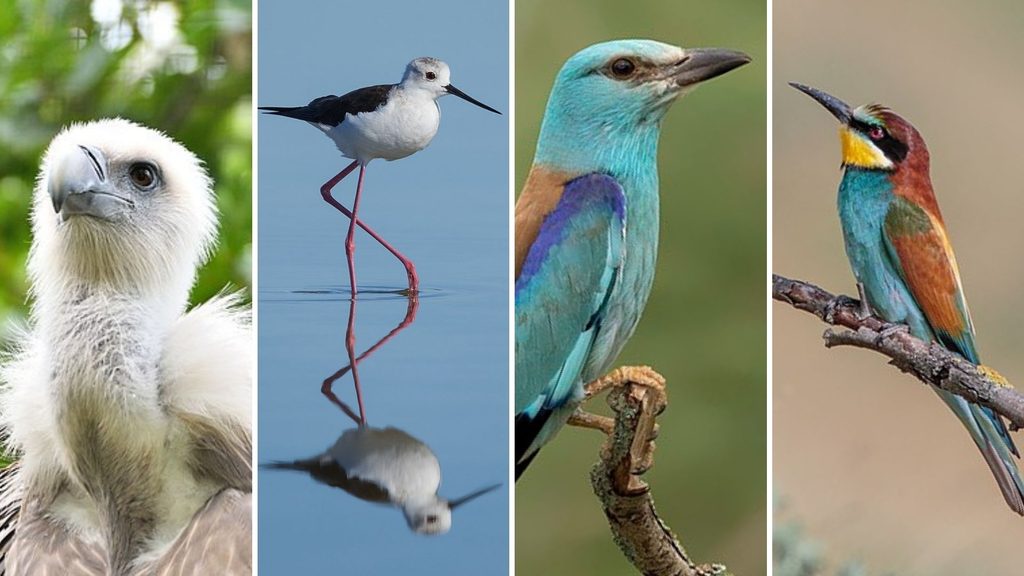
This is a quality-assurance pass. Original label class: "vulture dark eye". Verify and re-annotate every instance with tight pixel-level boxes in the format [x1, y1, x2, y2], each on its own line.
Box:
[868, 126, 885, 141]
[425, 71, 436, 80]
[129, 163, 158, 190]
[610, 58, 636, 78]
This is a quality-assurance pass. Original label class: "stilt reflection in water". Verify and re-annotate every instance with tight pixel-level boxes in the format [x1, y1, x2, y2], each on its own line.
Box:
[266, 296, 500, 534]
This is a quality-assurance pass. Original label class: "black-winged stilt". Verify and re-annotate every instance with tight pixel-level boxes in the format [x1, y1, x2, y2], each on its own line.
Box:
[260, 57, 501, 296]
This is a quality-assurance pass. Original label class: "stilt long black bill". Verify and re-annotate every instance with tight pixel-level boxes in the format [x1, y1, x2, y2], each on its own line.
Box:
[449, 483, 502, 509]
[445, 84, 502, 114]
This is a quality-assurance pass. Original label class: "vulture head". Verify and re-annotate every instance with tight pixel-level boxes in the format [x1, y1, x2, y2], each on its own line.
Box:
[31, 119, 218, 308]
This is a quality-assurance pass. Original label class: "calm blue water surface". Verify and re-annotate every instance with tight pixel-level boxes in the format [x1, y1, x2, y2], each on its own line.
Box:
[258, 1, 509, 573]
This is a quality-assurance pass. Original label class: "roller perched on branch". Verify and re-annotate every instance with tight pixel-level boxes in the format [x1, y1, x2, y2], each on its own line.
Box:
[514, 38, 750, 478]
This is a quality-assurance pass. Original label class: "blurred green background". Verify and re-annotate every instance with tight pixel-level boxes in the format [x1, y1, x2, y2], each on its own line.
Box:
[0, 0, 251, 345]
[516, 1, 766, 574]
[775, 1, 1024, 574]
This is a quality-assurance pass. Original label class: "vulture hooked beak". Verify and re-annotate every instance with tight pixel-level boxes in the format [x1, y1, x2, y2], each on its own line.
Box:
[49, 145, 133, 221]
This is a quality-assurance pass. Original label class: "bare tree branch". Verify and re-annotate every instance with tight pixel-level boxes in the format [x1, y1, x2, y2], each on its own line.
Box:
[773, 273, 1024, 428]
[589, 383, 730, 576]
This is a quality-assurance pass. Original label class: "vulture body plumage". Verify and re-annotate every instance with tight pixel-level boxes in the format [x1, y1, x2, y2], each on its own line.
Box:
[0, 119, 251, 575]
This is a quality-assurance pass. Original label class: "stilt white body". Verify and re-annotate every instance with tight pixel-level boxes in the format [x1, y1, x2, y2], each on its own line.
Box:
[320, 90, 441, 163]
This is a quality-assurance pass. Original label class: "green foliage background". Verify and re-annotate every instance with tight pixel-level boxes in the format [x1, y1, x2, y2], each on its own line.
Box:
[516, 0, 766, 574]
[0, 0, 252, 343]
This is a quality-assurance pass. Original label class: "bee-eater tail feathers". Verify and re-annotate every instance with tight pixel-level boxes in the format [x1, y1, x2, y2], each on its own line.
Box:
[941, 391, 1024, 515]
[977, 433, 1024, 516]
[971, 404, 1024, 516]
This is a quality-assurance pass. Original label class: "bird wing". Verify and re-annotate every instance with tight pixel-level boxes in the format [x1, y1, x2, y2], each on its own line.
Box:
[514, 173, 626, 473]
[263, 457, 394, 503]
[4, 489, 106, 575]
[161, 293, 252, 491]
[258, 84, 395, 127]
[150, 489, 251, 575]
[882, 195, 1024, 512]
[882, 195, 976, 361]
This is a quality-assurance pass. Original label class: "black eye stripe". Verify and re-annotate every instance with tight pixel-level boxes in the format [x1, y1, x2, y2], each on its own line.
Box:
[849, 119, 882, 135]
[879, 138, 908, 163]
[850, 120, 909, 163]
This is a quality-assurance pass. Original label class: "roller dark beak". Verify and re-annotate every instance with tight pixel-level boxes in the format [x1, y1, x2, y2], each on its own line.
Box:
[673, 48, 751, 87]
[448, 483, 501, 510]
[444, 84, 502, 115]
[789, 82, 852, 125]
[48, 145, 131, 221]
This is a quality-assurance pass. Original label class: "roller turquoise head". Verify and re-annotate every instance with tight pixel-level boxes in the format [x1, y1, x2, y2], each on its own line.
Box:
[535, 39, 750, 174]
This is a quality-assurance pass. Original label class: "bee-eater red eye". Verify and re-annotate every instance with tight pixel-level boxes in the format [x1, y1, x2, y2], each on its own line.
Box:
[868, 126, 884, 140]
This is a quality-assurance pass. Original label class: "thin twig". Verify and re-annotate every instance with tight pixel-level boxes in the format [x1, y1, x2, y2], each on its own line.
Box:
[773, 273, 1024, 429]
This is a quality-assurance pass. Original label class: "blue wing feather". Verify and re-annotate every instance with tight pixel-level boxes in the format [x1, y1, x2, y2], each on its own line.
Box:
[514, 173, 626, 476]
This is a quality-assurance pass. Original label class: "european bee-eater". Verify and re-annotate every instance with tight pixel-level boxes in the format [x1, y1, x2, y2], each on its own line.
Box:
[792, 82, 1024, 515]
[514, 39, 750, 479]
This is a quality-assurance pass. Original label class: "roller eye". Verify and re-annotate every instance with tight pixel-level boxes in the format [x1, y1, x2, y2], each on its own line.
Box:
[610, 58, 636, 78]
[868, 126, 885, 140]
[129, 163, 158, 190]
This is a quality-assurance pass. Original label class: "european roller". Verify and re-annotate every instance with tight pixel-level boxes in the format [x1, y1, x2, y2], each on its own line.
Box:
[792, 82, 1024, 515]
[515, 40, 750, 479]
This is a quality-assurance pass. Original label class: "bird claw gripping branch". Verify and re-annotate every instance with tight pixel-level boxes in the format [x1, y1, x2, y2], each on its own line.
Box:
[824, 293, 863, 324]
[570, 366, 668, 475]
[600, 373, 668, 481]
[583, 365, 668, 404]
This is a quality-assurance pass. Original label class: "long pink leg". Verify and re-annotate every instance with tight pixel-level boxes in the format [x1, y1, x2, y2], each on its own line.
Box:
[341, 165, 366, 296]
[320, 162, 419, 294]
[321, 295, 420, 425]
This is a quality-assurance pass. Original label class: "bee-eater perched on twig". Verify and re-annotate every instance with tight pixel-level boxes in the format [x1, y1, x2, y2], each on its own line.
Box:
[514, 39, 750, 479]
[791, 82, 1024, 515]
